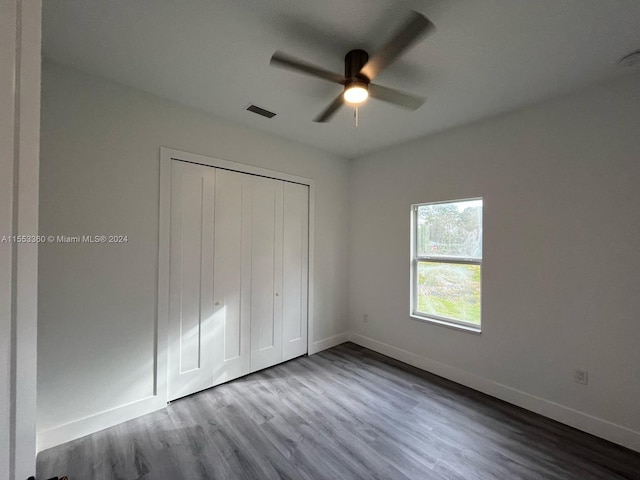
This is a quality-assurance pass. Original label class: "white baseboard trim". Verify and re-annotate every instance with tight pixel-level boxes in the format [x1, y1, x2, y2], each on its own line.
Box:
[38, 332, 639, 454]
[38, 331, 350, 452]
[309, 332, 350, 355]
[349, 333, 640, 453]
[37, 394, 165, 452]
[38, 331, 351, 451]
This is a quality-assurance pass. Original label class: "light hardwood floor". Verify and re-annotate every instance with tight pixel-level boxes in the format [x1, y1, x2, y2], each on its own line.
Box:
[37, 343, 640, 479]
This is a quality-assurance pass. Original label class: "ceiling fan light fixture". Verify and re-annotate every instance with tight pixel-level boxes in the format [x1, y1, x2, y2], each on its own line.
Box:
[344, 81, 369, 104]
[270, 10, 433, 122]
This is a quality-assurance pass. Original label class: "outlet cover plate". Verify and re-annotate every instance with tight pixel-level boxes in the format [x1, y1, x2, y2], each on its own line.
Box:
[575, 369, 589, 385]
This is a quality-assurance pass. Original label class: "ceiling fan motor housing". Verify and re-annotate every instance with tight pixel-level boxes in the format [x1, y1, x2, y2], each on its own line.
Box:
[345, 49, 370, 84]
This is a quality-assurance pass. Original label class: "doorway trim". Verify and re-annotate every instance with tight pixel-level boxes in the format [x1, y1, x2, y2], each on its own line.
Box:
[1, 1, 41, 476]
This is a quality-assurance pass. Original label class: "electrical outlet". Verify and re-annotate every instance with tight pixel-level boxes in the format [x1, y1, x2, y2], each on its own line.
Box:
[363, 313, 369, 323]
[574, 369, 589, 385]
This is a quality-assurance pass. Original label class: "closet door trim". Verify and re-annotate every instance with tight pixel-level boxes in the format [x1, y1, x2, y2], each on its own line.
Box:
[158, 147, 314, 404]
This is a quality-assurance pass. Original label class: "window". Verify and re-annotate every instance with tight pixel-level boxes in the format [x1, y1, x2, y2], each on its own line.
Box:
[411, 198, 483, 331]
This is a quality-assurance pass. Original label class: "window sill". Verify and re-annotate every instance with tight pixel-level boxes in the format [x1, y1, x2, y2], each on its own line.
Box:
[410, 313, 481, 334]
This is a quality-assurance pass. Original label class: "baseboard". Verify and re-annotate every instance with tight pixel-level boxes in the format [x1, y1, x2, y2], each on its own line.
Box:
[38, 332, 350, 451]
[37, 394, 165, 452]
[39, 331, 638, 453]
[308, 331, 350, 355]
[349, 333, 640, 453]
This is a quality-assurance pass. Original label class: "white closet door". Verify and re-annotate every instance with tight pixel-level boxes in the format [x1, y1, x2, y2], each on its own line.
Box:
[212, 169, 252, 385]
[166, 160, 309, 401]
[282, 182, 309, 361]
[250, 176, 284, 372]
[167, 161, 215, 401]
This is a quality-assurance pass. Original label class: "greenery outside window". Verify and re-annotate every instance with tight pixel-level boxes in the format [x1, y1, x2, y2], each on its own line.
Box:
[411, 198, 483, 331]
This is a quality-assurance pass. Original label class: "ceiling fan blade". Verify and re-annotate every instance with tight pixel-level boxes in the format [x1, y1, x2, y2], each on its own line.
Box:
[360, 11, 435, 81]
[270, 51, 345, 84]
[368, 83, 426, 110]
[314, 94, 345, 122]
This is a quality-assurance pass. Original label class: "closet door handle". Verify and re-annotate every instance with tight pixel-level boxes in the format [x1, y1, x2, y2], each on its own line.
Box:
[275, 293, 279, 296]
[214, 301, 222, 306]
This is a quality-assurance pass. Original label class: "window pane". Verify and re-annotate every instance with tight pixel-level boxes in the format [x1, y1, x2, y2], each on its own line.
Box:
[417, 200, 482, 258]
[417, 262, 481, 325]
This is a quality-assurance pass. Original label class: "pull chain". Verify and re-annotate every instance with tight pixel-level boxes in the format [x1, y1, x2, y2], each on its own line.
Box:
[354, 106, 359, 128]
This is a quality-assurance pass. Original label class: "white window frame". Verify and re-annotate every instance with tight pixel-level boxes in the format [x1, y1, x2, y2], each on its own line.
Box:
[410, 198, 482, 333]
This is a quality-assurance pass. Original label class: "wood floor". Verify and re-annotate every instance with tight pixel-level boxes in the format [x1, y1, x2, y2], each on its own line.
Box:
[37, 342, 640, 480]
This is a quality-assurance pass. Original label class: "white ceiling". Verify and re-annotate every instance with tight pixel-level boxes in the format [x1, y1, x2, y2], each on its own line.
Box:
[43, 0, 640, 159]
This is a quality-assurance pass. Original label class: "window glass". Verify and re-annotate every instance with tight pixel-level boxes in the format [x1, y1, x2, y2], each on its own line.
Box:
[416, 262, 481, 325]
[416, 200, 482, 258]
[412, 198, 482, 330]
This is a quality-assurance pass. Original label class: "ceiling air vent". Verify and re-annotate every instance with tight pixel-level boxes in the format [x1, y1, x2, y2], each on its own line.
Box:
[246, 104, 276, 118]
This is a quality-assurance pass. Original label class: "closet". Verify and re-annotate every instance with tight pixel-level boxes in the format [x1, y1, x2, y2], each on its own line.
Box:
[167, 160, 309, 401]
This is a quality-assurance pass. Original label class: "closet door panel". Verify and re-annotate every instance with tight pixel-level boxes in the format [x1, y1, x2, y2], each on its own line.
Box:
[167, 160, 310, 401]
[168, 161, 215, 401]
[212, 169, 252, 385]
[282, 182, 309, 361]
[250, 176, 283, 372]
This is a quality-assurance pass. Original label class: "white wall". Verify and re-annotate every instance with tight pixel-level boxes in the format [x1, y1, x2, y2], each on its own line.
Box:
[1, 1, 41, 478]
[38, 61, 349, 448]
[39, 58, 640, 454]
[349, 71, 640, 451]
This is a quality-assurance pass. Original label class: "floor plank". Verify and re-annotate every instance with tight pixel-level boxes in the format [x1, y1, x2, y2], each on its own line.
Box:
[37, 343, 640, 480]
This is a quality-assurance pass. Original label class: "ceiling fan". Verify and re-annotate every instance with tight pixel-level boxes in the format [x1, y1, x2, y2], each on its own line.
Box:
[270, 10, 435, 122]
